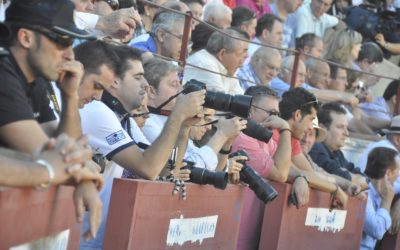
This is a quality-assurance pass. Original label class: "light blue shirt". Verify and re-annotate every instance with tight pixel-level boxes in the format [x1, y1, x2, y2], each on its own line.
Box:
[360, 182, 392, 250]
[236, 63, 262, 91]
[360, 97, 393, 122]
[270, 77, 315, 97]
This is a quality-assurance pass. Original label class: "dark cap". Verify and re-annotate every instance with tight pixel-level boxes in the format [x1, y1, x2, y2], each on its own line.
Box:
[0, 0, 94, 39]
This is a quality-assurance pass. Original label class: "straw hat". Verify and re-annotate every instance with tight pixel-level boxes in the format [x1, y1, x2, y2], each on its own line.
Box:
[313, 117, 327, 143]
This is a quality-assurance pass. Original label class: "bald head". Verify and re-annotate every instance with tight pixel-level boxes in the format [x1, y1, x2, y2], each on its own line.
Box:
[251, 47, 282, 84]
[279, 56, 306, 87]
[305, 58, 330, 89]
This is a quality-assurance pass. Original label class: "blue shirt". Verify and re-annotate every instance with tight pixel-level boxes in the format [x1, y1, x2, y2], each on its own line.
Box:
[309, 143, 364, 180]
[360, 182, 392, 250]
[236, 63, 262, 91]
[129, 34, 157, 54]
[270, 77, 314, 97]
[360, 97, 393, 122]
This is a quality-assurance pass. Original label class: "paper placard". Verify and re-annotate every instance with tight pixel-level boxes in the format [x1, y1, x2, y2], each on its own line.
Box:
[305, 208, 347, 233]
[10, 229, 70, 250]
[166, 214, 218, 246]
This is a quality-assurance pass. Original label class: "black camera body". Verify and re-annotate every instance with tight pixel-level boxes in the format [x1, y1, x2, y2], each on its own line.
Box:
[230, 150, 278, 204]
[243, 119, 273, 143]
[183, 161, 228, 190]
[183, 79, 253, 118]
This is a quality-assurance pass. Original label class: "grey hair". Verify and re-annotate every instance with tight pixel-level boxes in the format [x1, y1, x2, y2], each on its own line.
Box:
[305, 58, 329, 73]
[151, 11, 185, 35]
[206, 28, 247, 55]
[203, 2, 232, 21]
[250, 47, 280, 64]
[280, 55, 296, 70]
[143, 58, 179, 90]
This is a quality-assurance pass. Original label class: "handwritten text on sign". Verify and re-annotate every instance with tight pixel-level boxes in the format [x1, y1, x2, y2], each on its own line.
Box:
[305, 208, 347, 233]
[166, 214, 218, 246]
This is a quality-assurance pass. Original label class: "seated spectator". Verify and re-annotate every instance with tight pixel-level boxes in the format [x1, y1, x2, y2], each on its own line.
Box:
[79, 46, 205, 248]
[309, 103, 369, 188]
[360, 80, 398, 125]
[236, 47, 281, 91]
[361, 147, 400, 250]
[231, 6, 257, 38]
[181, 0, 204, 28]
[183, 28, 249, 94]
[236, 0, 271, 19]
[248, 14, 283, 58]
[295, 0, 340, 39]
[353, 42, 384, 87]
[296, 33, 324, 62]
[269, 0, 303, 49]
[327, 62, 349, 92]
[305, 58, 331, 89]
[270, 56, 313, 96]
[202, 1, 232, 29]
[130, 11, 185, 61]
[324, 28, 363, 67]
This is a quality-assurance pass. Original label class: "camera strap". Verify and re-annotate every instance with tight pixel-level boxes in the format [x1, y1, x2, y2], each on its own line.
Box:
[148, 89, 184, 116]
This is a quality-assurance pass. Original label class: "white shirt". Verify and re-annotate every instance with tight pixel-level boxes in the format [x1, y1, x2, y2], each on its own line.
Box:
[183, 49, 244, 95]
[143, 113, 219, 170]
[295, 3, 338, 38]
[79, 100, 136, 249]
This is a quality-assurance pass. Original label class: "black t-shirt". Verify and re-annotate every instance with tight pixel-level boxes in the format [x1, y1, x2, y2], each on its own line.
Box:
[0, 51, 55, 127]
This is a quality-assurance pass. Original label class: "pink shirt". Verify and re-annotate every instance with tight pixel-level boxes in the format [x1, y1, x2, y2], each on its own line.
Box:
[235, 0, 271, 19]
[233, 131, 277, 250]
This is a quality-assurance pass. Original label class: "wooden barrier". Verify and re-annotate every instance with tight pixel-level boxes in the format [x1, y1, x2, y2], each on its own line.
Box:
[103, 179, 244, 250]
[259, 182, 367, 250]
[0, 186, 81, 250]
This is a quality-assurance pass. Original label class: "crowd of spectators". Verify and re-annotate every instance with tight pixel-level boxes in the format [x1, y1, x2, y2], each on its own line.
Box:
[1, 0, 400, 249]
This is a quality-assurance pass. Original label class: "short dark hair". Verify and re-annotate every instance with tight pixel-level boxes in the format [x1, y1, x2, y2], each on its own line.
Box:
[231, 6, 256, 27]
[255, 14, 282, 38]
[318, 102, 346, 128]
[365, 147, 398, 179]
[111, 45, 142, 79]
[295, 33, 320, 51]
[383, 80, 400, 101]
[191, 22, 216, 53]
[279, 88, 319, 121]
[181, 0, 204, 6]
[245, 85, 279, 105]
[74, 40, 119, 76]
[328, 60, 345, 79]
[357, 42, 383, 63]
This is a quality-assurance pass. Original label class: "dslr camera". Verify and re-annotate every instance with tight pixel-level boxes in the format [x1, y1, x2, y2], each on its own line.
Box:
[230, 150, 278, 204]
[183, 161, 228, 190]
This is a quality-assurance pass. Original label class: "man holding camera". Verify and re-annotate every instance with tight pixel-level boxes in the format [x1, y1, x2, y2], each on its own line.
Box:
[78, 46, 205, 249]
[143, 58, 246, 172]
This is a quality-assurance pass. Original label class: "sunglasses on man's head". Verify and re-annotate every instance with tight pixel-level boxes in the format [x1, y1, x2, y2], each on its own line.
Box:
[30, 27, 74, 48]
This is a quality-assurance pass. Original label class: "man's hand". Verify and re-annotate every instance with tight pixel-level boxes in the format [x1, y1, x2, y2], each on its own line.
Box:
[261, 115, 289, 130]
[56, 60, 84, 99]
[351, 174, 369, 190]
[171, 168, 191, 181]
[216, 117, 247, 140]
[346, 182, 367, 200]
[174, 90, 206, 121]
[291, 177, 309, 209]
[36, 134, 103, 186]
[228, 155, 247, 184]
[96, 7, 141, 40]
[331, 187, 348, 210]
[73, 181, 102, 241]
[343, 93, 359, 107]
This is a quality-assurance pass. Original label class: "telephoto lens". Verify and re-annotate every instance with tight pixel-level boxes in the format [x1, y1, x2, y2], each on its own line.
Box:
[242, 119, 273, 143]
[183, 161, 229, 190]
[183, 79, 253, 118]
[230, 150, 278, 204]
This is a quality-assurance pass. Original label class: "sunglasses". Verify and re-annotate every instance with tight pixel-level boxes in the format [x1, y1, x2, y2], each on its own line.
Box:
[101, 0, 119, 11]
[252, 105, 281, 117]
[31, 27, 74, 48]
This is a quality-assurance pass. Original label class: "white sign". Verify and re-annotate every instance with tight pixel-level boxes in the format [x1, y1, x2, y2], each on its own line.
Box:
[305, 208, 347, 233]
[10, 230, 70, 250]
[166, 214, 218, 246]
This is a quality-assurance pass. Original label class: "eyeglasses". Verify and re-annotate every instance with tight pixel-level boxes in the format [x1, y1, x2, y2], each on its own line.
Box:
[252, 105, 281, 117]
[131, 112, 150, 118]
[163, 29, 184, 40]
[31, 27, 74, 49]
[265, 63, 280, 73]
[100, 0, 119, 11]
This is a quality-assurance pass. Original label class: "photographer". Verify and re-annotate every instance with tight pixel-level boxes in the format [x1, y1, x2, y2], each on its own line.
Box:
[79, 46, 205, 249]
